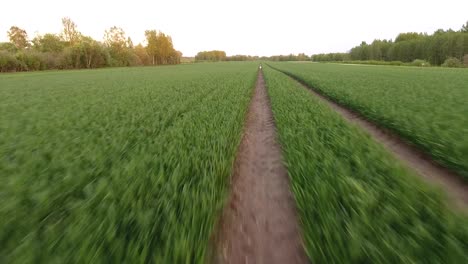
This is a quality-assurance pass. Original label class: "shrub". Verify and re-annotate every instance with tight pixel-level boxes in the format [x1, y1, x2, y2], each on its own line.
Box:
[411, 59, 431, 67]
[15, 51, 48, 71]
[0, 42, 18, 53]
[463, 54, 468, 67]
[41, 52, 62, 69]
[441, 57, 462, 68]
[59, 46, 81, 69]
[0, 50, 19, 72]
[389, 61, 404, 66]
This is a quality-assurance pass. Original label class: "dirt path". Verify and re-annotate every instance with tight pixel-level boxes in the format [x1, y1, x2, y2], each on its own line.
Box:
[275, 69, 468, 211]
[212, 70, 308, 264]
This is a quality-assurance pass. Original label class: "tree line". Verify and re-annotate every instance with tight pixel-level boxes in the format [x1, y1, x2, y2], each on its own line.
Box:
[194, 51, 310, 62]
[312, 21, 468, 67]
[0, 18, 182, 72]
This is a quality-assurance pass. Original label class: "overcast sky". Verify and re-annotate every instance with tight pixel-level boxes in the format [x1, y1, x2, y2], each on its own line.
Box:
[1, 0, 467, 56]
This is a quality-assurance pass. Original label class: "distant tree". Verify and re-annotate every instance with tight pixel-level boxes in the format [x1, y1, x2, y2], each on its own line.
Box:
[104, 26, 127, 48]
[134, 43, 150, 65]
[434, 29, 446, 35]
[312, 52, 349, 62]
[195, 50, 226, 61]
[145, 30, 158, 65]
[226, 55, 249, 61]
[395, 32, 424, 42]
[172, 50, 182, 64]
[145, 30, 179, 65]
[126, 37, 134, 49]
[0, 42, 18, 53]
[32, 34, 64, 53]
[79, 36, 109, 68]
[61, 17, 81, 45]
[368, 39, 393, 60]
[296, 53, 310, 61]
[104, 26, 130, 66]
[460, 21, 468, 33]
[157, 33, 175, 64]
[320, 25, 468, 65]
[357, 41, 370, 60]
[7, 26, 29, 49]
[0, 19, 179, 72]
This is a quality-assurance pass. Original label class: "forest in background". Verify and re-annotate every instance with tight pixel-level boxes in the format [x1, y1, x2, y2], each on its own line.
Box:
[2, 19, 468, 72]
[0, 18, 181, 72]
[194, 50, 310, 62]
[312, 21, 468, 67]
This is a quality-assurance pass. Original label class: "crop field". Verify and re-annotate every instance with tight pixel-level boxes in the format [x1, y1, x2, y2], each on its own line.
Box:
[0, 63, 257, 262]
[263, 66, 468, 263]
[1, 62, 467, 263]
[269, 62, 468, 180]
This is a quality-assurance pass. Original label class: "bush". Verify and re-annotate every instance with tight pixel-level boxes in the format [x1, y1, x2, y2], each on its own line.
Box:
[15, 51, 48, 71]
[0, 51, 19, 72]
[0, 42, 18, 53]
[411, 59, 431, 67]
[441, 57, 462, 68]
[41, 52, 62, 69]
[59, 46, 81, 69]
[463, 54, 468, 67]
[388, 61, 404, 66]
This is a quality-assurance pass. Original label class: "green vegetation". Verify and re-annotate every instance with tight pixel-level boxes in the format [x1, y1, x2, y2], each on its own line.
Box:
[442, 57, 464, 68]
[263, 66, 468, 263]
[0, 18, 181, 72]
[315, 59, 431, 67]
[193, 50, 310, 62]
[195, 50, 227, 62]
[0, 63, 257, 262]
[269, 62, 468, 180]
[313, 22, 468, 66]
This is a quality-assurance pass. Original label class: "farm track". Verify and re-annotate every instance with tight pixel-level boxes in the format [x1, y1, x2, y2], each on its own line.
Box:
[270, 66, 468, 210]
[212, 70, 307, 264]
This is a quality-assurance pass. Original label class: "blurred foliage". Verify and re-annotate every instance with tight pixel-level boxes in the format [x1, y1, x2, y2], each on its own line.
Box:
[0, 63, 257, 262]
[264, 65, 468, 263]
[270, 62, 468, 180]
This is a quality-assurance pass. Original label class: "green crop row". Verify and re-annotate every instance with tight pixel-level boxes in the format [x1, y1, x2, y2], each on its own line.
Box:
[0, 63, 257, 263]
[268, 62, 468, 180]
[263, 66, 468, 263]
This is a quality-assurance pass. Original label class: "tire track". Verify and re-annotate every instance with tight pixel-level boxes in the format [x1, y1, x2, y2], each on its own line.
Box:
[212, 69, 308, 264]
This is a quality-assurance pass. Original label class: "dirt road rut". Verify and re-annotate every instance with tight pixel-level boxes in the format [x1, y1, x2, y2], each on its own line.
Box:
[213, 70, 308, 264]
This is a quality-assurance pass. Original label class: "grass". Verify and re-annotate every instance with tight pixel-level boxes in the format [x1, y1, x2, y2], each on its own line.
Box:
[315, 60, 433, 67]
[2, 61, 467, 263]
[269, 62, 468, 181]
[0, 63, 257, 263]
[263, 66, 468, 263]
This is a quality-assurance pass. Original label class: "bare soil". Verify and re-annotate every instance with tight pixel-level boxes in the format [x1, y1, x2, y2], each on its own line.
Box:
[281, 71, 468, 211]
[212, 70, 308, 264]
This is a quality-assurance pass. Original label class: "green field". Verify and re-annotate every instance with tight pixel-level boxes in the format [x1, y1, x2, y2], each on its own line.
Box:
[1, 62, 467, 263]
[269, 62, 468, 180]
[0, 63, 257, 262]
[263, 66, 468, 263]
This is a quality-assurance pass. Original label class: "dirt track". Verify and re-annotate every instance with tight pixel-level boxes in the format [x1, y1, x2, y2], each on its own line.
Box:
[276, 69, 468, 211]
[212, 70, 307, 264]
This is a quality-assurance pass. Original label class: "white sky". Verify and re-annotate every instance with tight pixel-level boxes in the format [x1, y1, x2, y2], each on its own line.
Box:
[1, 0, 467, 56]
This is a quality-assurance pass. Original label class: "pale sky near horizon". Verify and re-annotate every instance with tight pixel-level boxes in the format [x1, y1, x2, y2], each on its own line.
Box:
[1, 0, 467, 57]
